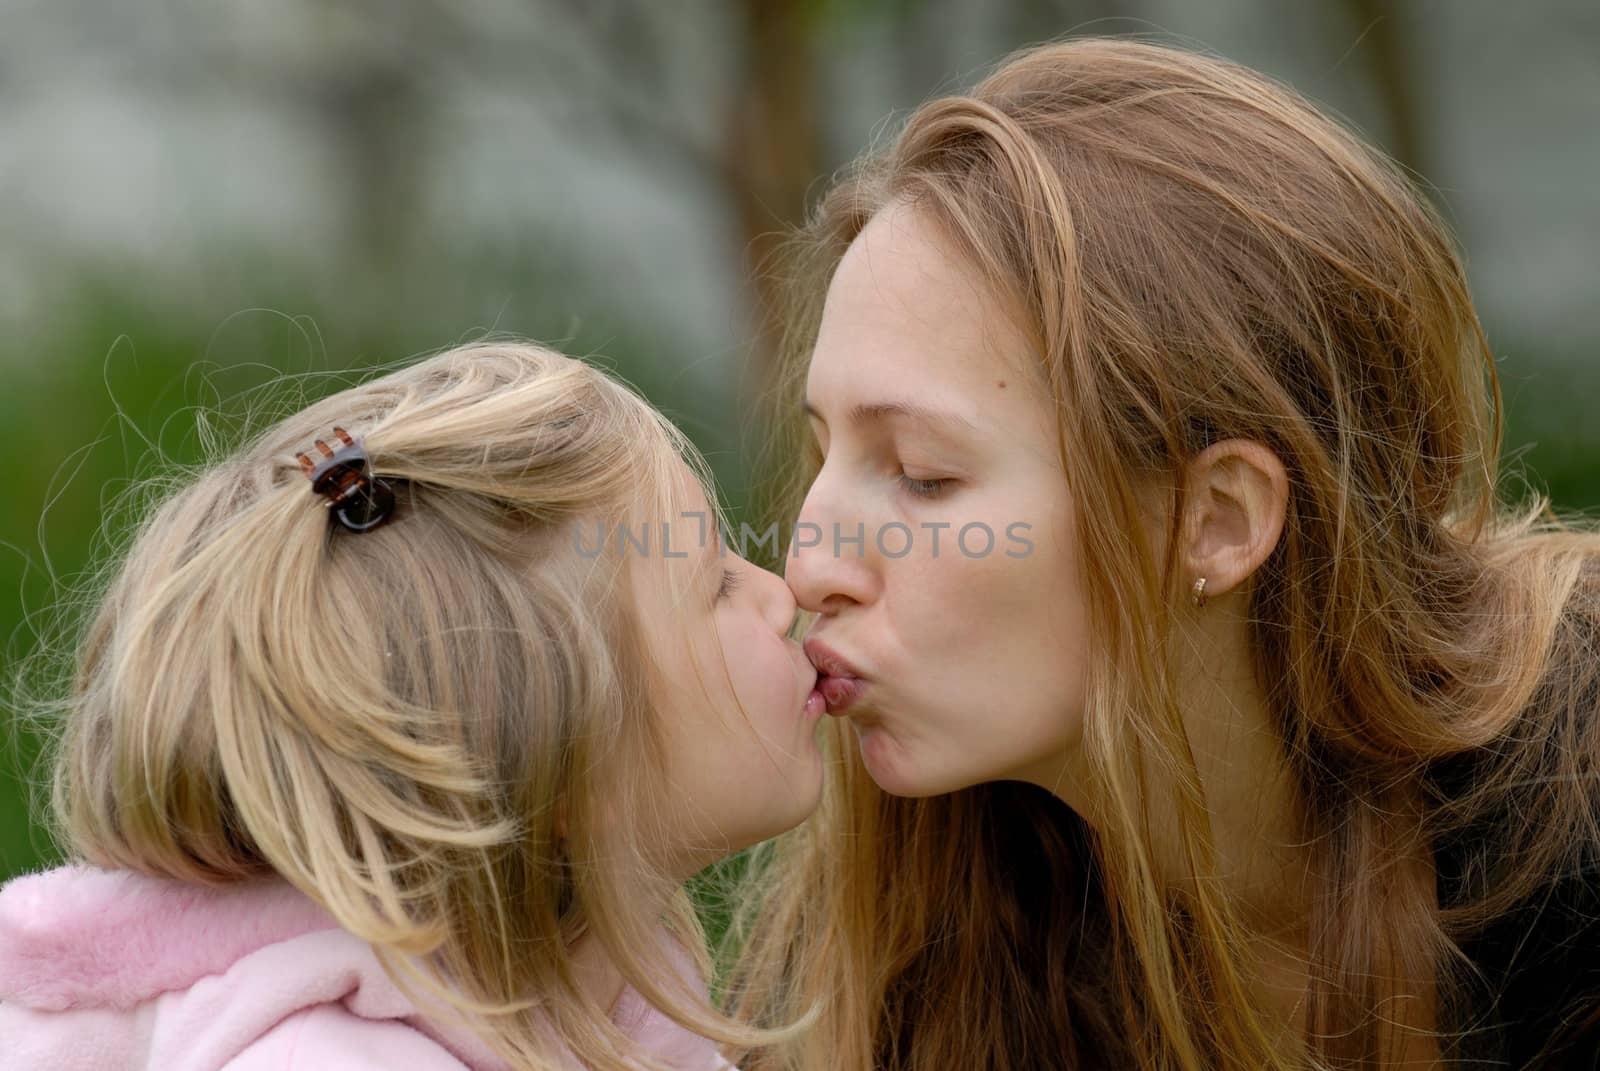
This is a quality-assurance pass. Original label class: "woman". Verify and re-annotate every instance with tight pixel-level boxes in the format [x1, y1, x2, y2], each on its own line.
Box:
[727, 37, 1600, 1070]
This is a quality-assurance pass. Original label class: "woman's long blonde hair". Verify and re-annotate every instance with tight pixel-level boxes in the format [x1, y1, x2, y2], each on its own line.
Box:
[36, 341, 779, 1069]
[728, 37, 1600, 1070]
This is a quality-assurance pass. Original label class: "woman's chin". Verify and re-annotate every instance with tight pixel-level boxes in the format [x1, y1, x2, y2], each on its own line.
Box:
[853, 721, 963, 799]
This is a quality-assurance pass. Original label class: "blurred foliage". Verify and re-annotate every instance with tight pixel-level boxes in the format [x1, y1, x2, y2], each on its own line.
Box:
[1497, 356, 1600, 518]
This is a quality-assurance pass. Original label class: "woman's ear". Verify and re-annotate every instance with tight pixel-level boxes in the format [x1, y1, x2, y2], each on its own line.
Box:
[1178, 439, 1288, 602]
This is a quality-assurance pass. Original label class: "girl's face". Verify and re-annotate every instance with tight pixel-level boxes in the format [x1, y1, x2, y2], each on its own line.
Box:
[788, 202, 1093, 800]
[634, 465, 826, 874]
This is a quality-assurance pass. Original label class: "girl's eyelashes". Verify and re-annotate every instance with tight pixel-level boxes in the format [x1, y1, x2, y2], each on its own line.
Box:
[898, 473, 953, 500]
[716, 568, 744, 602]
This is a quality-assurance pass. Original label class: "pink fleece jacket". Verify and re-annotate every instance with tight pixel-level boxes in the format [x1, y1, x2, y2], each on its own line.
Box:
[0, 865, 736, 1070]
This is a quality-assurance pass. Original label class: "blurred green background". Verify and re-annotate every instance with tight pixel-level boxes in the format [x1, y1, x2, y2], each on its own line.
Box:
[2, 1, 1597, 882]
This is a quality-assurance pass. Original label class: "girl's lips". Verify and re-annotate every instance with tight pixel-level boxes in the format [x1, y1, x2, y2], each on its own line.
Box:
[804, 685, 827, 719]
[803, 638, 869, 716]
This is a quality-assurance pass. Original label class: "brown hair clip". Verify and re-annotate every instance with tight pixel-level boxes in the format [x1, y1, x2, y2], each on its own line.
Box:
[295, 427, 398, 533]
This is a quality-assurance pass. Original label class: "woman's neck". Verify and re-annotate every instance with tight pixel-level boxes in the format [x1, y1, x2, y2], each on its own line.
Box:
[1036, 598, 1453, 1060]
[1036, 594, 1319, 1028]
[1046, 598, 1316, 930]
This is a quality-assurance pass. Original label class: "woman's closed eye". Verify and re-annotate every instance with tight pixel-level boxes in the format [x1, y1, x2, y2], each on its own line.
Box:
[717, 568, 744, 601]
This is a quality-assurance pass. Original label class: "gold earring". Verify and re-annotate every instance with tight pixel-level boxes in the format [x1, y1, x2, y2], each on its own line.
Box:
[1191, 576, 1209, 609]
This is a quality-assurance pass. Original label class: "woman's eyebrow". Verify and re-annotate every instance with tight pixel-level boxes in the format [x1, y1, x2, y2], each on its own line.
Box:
[803, 398, 978, 435]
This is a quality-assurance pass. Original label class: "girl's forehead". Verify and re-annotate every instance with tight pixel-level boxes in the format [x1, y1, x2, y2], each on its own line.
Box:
[622, 456, 723, 600]
[657, 458, 717, 541]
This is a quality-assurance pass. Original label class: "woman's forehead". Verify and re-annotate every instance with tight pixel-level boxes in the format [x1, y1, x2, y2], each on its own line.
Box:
[810, 205, 1040, 416]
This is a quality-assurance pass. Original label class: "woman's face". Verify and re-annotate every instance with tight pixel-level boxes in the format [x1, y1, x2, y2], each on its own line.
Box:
[789, 202, 1093, 799]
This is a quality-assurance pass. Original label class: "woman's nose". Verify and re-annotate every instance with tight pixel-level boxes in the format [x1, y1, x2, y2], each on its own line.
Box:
[784, 486, 877, 615]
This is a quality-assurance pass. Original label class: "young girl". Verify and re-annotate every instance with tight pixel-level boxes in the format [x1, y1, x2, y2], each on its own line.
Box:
[730, 36, 1600, 1071]
[0, 342, 826, 1069]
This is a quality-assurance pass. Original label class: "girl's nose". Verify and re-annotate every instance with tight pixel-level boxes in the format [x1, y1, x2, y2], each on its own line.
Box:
[754, 561, 800, 636]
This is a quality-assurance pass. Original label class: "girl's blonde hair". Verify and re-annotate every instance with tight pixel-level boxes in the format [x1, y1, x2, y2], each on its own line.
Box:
[42, 341, 776, 1069]
[730, 37, 1600, 1070]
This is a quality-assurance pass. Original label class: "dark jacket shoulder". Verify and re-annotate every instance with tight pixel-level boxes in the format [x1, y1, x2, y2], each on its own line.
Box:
[1438, 839, 1600, 1068]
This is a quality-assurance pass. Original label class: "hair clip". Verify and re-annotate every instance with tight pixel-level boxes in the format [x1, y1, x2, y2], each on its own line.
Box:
[295, 426, 398, 533]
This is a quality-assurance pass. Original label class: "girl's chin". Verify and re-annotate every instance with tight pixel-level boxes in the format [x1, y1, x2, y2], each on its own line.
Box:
[752, 762, 828, 841]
